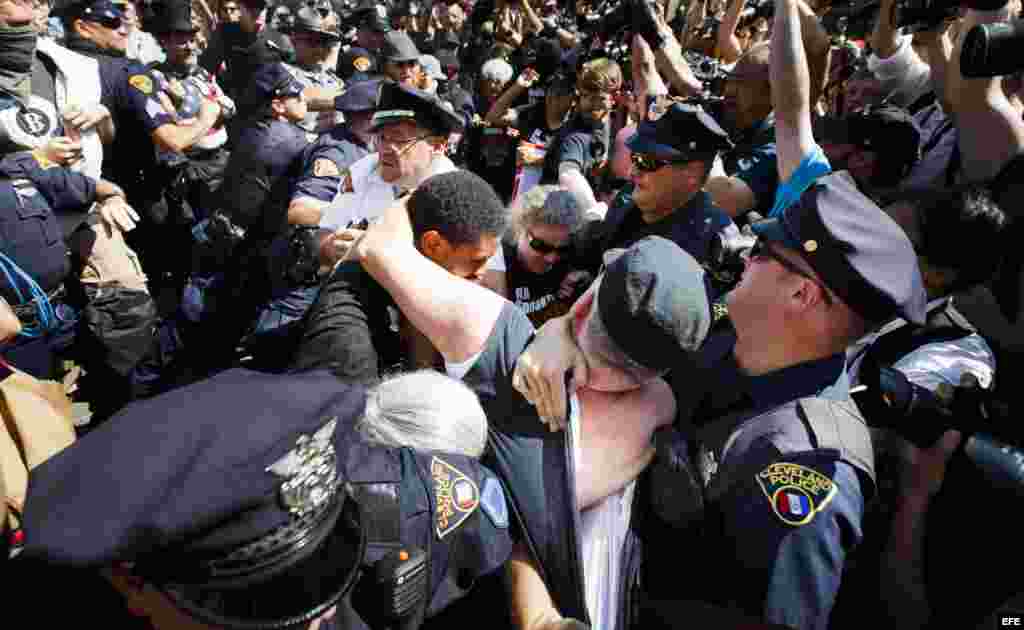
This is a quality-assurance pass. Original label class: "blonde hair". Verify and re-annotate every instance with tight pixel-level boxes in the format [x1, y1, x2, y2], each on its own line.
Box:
[577, 58, 623, 93]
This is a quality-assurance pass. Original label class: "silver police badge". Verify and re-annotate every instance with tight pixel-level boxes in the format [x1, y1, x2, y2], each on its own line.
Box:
[267, 417, 340, 518]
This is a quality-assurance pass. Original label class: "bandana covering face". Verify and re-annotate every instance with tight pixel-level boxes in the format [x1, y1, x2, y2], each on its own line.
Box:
[0, 24, 38, 105]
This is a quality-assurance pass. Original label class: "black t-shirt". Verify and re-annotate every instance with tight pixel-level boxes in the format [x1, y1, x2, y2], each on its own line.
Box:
[500, 239, 574, 327]
[541, 112, 609, 185]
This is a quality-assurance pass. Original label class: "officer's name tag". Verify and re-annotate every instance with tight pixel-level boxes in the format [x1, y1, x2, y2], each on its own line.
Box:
[756, 462, 837, 526]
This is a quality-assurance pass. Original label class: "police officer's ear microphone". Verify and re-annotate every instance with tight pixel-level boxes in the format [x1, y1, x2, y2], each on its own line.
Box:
[360, 546, 429, 630]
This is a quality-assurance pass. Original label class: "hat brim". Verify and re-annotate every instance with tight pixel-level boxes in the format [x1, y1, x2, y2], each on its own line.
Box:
[384, 53, 421, 64]
[284, 25, 342, 41]
[749, 216, 801, 250]
[159, 496, 366, 630]
[625, 131, 685, 161]
[151, 22, 200, 35]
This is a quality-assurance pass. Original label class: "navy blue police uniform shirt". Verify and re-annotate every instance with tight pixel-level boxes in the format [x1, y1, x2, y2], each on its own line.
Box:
[722, 113, 779, 219]
[660, 325, 867, 630]
[220, 118, 309, 240]
[0, 151, 97, 298]
[292, 126, 372, 205]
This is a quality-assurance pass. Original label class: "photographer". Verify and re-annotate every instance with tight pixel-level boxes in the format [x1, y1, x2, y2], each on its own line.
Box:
[705, 0, 831, 219]
[832, 186, 1006, 630]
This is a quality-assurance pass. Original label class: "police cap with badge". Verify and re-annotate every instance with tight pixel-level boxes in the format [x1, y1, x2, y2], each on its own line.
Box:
[751, 171, 927, 326]
[372, 80, 464, 136]
[144, 0, 199, 34]
[283, 4, 342, 41]
[53, 0, 125, 23]
[335, 77, 380, 113]
[19, 368, 512, 629]
[627, 97, 735, 166]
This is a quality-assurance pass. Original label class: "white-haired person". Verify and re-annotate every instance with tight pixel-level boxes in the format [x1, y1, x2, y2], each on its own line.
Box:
[465, 57, 520, 201]
[16, 368, 513, 630]
[482, 185, 594, 326]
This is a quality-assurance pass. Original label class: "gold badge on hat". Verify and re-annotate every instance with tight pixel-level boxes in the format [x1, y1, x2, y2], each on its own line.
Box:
[267, 417, 340, 518]
[353, 56, 371, 72]
[804, 240, 818, 253]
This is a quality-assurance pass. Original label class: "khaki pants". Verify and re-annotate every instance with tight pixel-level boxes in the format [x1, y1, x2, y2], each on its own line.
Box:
[67, 212, 149, 293]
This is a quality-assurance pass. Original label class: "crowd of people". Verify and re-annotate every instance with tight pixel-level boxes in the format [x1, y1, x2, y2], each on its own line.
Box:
[3, 0, 1024, 627]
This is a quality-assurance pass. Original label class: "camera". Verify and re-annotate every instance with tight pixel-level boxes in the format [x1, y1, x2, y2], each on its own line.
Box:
[821, 0, 880, 39]
[684, 50, 730, 95]
[960, 18, 1024, 77]
[893, 0, 959, 31]
[706, 220, 758, 286]
[852, 362, 1024, 497]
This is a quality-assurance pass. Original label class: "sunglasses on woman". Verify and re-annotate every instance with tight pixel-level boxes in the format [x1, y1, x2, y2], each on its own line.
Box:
[528, 230, 572, 255]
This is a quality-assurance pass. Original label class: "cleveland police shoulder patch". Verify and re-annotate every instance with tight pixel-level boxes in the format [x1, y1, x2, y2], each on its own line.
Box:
[431, 456, 479, 539]
[756, 462, 837, 526]
[129, 74, 154, 95]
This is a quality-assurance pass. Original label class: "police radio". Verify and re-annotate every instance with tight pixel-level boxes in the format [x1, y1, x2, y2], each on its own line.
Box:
[355, 546, 429, 630]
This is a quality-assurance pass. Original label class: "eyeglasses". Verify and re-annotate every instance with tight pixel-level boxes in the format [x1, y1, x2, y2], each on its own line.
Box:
[374, 133, 431, 153]
[747, 239, 834, 305]
[527, 229, 572, 256]
[87, 14, 123, 29]
[631, 153, 681, 173]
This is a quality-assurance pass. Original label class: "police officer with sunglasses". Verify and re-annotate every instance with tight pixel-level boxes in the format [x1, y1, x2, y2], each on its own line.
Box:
[573, 99, 737, 297]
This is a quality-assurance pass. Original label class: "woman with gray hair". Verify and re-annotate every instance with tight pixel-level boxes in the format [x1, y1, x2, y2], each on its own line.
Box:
[482, 184, 594, 326]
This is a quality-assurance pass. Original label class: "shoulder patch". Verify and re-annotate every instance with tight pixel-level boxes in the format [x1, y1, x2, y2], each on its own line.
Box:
[431, 456, 479, 539]
[313, 158, 341, 178]
[756, 462, 837, 526]
[479, 476, 509, 529]
[129, 74, 153, 95]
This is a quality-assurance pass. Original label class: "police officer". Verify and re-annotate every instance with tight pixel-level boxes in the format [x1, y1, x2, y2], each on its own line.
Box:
[282, 3, 345, 141]
[198, 0, 294, 113]
[316, 80, 461, 231]
[17, 368, 514, 630]
[381, 30, 422, 88]
[574, 100, 737, 289]
[289, 78, 378, 226]
[199, 62, 309, 372]
[349, 0, 391, 63]
[0, 149, 139, 379]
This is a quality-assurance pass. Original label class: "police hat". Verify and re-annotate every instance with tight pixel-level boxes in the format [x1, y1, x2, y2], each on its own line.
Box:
[751, 171, 927, 325]
[627, 100, 734, 162]
[354, 0, 391, 32]
[243, 62, 305, 107]
[146, 0, 198, 34]
[372, 80, 464, 135]
[285, 5, 341, 40]
[334, 77, 380, 112]
[54, 0, 125, 21]
[597, 236, 712, 372]
[382, 30, 421, 63]
[20, 369, 368, 630]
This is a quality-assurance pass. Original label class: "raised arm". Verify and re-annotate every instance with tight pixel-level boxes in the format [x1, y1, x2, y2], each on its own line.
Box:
[353, 195, 508, 363]
[717, 0, 748, 64]
[771, 0, 817, 183]
[948, 6, 1024, 183]
[634, 1, 703, 97]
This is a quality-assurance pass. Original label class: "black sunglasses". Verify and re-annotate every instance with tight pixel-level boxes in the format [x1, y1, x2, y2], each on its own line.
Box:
[631, 152, 681, 173]
[88, 14, 123, 29]
[748, 239, 834, 305]
[528, 229, 572, 256]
